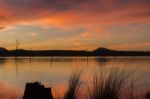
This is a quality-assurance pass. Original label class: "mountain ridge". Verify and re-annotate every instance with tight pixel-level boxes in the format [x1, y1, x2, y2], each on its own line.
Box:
[0, 47, 149, 56]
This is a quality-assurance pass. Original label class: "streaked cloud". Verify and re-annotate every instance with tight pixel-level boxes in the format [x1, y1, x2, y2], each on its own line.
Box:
[0, 0, 149, 50]
[0, 0, 149, 27]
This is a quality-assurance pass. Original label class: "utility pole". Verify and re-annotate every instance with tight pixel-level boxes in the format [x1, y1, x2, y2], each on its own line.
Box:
[15, 39, 19, 78]
[86, 48, 89, 67]
[16, 39, 19, 50]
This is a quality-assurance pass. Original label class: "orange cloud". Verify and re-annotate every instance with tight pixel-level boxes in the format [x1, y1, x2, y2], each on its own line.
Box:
[0, 0, 149, 29]
[0, 0, 149, 50]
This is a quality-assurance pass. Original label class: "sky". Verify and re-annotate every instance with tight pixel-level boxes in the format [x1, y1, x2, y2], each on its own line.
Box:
[0, 0, 150, 51]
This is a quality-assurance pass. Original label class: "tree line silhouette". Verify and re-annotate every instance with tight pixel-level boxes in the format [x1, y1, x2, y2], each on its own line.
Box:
[0, 47, 150, 57]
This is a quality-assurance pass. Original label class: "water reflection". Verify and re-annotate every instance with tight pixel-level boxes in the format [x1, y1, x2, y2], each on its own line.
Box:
[0, 57, 149, 98]
[0, 81, 23, 99]
[0, 58, 6, 65]
[95, 57, 112, 66]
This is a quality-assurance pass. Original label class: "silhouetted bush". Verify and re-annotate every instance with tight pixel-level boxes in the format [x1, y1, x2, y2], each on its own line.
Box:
[64, 71, 82, 99]
[88, 68, 130, 99]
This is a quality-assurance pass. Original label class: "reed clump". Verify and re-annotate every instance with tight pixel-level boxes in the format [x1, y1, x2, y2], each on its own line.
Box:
[88, 68, 130, 99]
[64, 71, 82, 99]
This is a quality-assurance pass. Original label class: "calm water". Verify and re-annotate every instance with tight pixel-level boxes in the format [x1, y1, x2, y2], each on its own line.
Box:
[0, 57, 150, 98]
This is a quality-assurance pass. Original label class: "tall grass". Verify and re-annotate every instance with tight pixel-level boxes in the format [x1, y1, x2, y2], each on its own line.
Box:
[89, 68, 130, 99]
[64, 71, 82, 99]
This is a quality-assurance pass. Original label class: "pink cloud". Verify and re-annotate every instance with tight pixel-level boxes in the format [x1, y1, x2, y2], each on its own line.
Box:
[0, 0, 149, 28]
[0, 0, 149, 50]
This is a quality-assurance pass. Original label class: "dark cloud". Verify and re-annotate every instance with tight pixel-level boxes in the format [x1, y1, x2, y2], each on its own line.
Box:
[0, 0, 150, 27]
[3, 0, 150, 12]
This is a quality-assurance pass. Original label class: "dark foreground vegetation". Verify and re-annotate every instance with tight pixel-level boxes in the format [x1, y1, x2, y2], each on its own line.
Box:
[23, 69, 150, 99]
[0, 47, 150, 57]
[23, 82, 53, 99]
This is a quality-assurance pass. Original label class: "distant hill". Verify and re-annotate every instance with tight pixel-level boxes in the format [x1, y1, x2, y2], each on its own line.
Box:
[92, 47, 150, 56]
[93, 47, 116, 55]
[0, 47, 8, 52]
[0, 47, 149, 56]
[0, 47, 9, 56]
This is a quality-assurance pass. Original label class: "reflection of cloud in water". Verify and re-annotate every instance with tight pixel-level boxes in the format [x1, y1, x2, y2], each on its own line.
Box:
[0, 82, 23, 99]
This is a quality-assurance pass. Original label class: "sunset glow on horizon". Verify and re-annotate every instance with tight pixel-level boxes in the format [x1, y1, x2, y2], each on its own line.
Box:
[0, 0, 150, 51]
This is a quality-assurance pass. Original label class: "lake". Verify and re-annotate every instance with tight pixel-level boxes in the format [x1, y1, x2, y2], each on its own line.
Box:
[0, 57, 149, 99]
